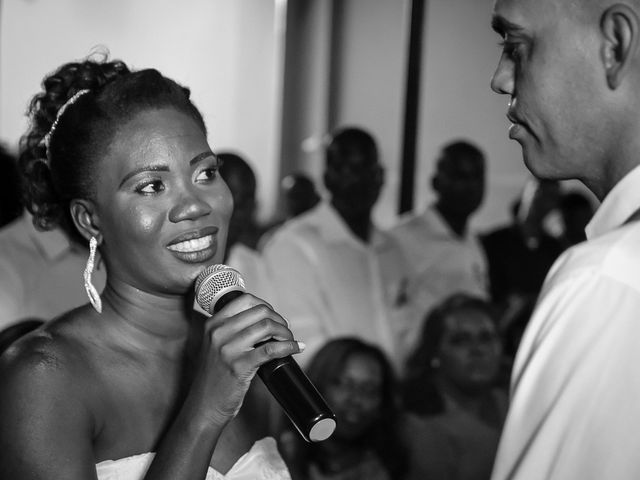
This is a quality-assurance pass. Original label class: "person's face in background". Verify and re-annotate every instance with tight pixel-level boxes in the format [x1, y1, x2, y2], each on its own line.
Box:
[219, 160, 257, 250]
[93, 108, 233, 295]
[325, 147, 384, 219]
[436, 308, 502, 393]
[433, 154, 485, 218]
[490, 0, 608, 186]
[281, 174, 320, 218]
[325, 352, 384, 440]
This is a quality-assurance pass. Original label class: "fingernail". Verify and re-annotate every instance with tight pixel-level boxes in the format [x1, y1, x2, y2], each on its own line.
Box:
[297, 341, 306, 352]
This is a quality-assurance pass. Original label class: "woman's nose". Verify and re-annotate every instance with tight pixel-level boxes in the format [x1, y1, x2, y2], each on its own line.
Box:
[168, 187, 212, 223]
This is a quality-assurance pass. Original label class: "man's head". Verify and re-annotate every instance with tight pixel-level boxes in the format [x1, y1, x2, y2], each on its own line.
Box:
[280, 172, 320, 219]
[324, 126, 384, 219]
[432, 140, 486, 219]
[491, 0, 640, 199]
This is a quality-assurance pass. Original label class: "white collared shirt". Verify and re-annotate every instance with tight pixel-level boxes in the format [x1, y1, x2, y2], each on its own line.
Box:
[492, 165, 640, 480]
[387, 205, 489, 353]
[0, 213, 107, 329]
[262, 202, 409, 369]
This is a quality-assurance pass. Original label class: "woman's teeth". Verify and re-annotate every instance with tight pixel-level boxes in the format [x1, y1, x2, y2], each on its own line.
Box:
[168, 235, 213, 253]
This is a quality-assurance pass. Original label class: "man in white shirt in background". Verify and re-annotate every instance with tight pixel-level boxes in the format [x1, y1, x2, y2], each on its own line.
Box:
[490, 0, 640, 478]
[263, 126, 409, 370]
[0, 212, 107, 329]
[388, 140, 489, 355]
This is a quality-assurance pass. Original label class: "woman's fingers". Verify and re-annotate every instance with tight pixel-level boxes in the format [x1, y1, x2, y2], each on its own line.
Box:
[205, 296, 291, 343]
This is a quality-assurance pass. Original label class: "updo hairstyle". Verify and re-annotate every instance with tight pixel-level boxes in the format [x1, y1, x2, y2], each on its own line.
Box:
[19, 55, 207, 245]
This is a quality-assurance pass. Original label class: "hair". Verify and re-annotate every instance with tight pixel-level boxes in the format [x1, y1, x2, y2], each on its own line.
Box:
[281, 172, 320, 218]
[286, 337, 407, 479]
[18, 53, 207, 245]
[0, 144, 23, 227]
[325, 126, 378, 171]
[402, 293, 498, 416]
[436, 139, 485, 173]
[217, 151, 256, 187]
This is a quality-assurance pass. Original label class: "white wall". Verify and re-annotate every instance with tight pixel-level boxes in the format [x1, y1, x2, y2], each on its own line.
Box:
[0, 0, 281, 220]
[330, 0, 410, 228]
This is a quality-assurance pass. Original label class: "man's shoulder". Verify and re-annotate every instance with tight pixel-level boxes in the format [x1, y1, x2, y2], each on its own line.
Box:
[388, 209, 434, 237]
[548, 222, 640, 290]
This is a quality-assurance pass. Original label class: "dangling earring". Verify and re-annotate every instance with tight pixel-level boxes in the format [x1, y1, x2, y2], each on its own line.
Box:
[84, 236, 102, 313]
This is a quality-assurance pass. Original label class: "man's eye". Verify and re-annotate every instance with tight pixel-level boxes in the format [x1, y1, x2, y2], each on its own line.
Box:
[498, 38, 523, 61]
[136, 180, 165, 194]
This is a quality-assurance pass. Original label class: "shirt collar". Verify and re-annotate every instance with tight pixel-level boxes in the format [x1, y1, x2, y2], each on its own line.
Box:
[23, 212, 75, 260]
[586, 165, 640, 240]
[313, 201, 381, 247]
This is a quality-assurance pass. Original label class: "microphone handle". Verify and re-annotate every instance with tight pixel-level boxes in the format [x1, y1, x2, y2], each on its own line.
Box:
[211, 290, 336, 442]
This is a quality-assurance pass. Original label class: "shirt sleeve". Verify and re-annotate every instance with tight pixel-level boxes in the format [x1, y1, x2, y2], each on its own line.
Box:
[262, 231, 331, 368]
[492, 264, 640, 480]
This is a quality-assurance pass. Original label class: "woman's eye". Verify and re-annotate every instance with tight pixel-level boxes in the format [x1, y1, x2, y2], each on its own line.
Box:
[136, 180, 165, 195]
[195, 167, 218, 183]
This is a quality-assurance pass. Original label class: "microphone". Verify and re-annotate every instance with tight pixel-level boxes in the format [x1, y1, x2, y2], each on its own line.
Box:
[195, 264, 337, 443]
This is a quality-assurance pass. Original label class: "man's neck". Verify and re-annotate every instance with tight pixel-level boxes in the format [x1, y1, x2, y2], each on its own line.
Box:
[435, 203, 469, 238]
[332, 200, 373, 243]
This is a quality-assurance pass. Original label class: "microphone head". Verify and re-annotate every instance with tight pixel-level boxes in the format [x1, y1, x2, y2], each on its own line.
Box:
[195, 264, 246, 314]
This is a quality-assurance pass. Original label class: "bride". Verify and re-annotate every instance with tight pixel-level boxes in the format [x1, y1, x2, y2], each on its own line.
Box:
[0, 55, 300, 480]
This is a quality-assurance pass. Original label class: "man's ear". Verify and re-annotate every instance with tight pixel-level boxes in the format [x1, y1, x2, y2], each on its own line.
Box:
[601, 4, 640, 89]
[70, 199, 102, 244]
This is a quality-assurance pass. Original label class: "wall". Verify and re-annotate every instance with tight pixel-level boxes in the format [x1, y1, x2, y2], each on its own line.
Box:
[0, 0, 281, 220]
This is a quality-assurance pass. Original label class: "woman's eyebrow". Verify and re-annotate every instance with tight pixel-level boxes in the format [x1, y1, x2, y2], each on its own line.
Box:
[119, 164, 169, 188]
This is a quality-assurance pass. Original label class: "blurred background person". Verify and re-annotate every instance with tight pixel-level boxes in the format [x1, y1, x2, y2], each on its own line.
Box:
[389, 140, 489, 357]
[0, 144, 23, 229]
[401, 294, 507, 480]
[280, 337, 407, 480]
[0, 136, 107, 329]
[481, 178, 564, 327]
[258, 171, 322, 250]
[263, 126, 410, 369]
[218, 151, 264, 255]
[281, 172, 321, 220]
[558, 189, 596, 248]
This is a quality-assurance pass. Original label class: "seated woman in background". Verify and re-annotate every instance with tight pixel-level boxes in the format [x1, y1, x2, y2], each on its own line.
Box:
[401, 294, 507, 480]
[281, 337, 407, 480]
[0, 55, 299, 479]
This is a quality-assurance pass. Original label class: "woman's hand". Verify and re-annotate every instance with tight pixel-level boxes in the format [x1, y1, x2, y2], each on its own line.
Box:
[192, 293, 302, 426]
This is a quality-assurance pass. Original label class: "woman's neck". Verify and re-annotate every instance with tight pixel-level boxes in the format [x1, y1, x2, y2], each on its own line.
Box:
[436, 376, 498, 422]
[100, 280, 195, 359]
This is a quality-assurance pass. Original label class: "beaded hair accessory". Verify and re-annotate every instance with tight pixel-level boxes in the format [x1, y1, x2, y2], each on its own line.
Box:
[42, 89, 91, 157]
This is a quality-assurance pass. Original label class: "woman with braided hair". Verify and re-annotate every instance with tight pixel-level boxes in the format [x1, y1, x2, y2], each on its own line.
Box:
[0, 55, 300, 479]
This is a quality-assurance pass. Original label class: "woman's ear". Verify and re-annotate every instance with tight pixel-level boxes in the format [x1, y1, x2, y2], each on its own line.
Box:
[600, 4, 640, 89]
[70, 199, 102, 243]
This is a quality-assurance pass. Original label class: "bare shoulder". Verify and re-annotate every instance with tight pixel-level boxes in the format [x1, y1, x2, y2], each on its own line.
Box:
[0, 310, 98, 424]
[0, 309, 99, 478]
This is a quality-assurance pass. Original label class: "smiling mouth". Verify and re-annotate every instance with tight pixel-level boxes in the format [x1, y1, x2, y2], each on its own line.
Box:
[167, 235, 214, 253]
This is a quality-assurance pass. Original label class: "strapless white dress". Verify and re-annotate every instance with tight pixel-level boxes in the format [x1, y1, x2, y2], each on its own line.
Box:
[95, 437, 291, 480]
